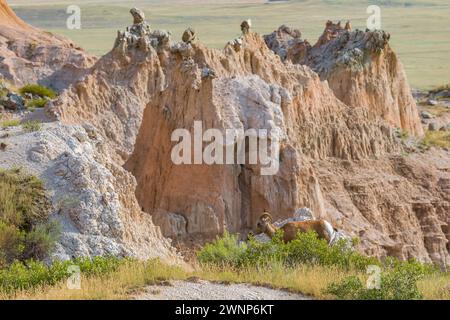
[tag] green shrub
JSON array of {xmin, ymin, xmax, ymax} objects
[
  {"xmin": 197, "ymin": 230, "xmax": 375, "ymax": 270},
  {"xmin": 0, "ymin": 260, "xmax": 69, "ymax": 294},
  {"xmin": 21, "ymin": 222, "xmax": 60, "ymax": 262},
  {"xmin": 0, "ymin": 168, "xmax": 51, "ymax": 230},
  {"xmin": 72, "ymin": 256, "xmax": 123, "ymax": 277},
  {"xmin": 325, "ymin": 260, "xmax": 435, "ymax": 300},
  {"xmin": 19, "ymin": 84, "xmax": 56, "ymax": 99},
  {"xmin": 0, "ymin": 222, "xmax": 24, "ymax": 268},
  {"xmin": 0, "ymin": 87, "xmax": 8, "ymax": 99},
  {"xmin": 0, "ymin": 169, "xmax": 55, "ymax": 266},
  {"xmin": 0, "ymin": 257, "xmax": 124, "ymax": 295},
  {"xmin": 25, "ymin": 98, "xmax": 47, "ymax": 109},
  {"xmin": 421, "ymin": 131, "xmax": 450, "ymax": 149},
  {"xmin": 197, "ymin": 232, "xmax": 249, "ymax": 266},
  {"xmin": 1, "ymin": 119, "xmax": 20, "ymax": 128},
  {"xmin": 22, "ymin": 120, "xmax": 42, "ymax": 132}
]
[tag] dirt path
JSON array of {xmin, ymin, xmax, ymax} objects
[{"xmin": 136, "ymin": 279, "xmax": 310, "ymax": 300}]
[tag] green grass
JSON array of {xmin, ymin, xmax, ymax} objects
[
  {"xmin": 198, "ymin": 231, "xmax": 376, "ymax": 270},
  {"xmin": 0, "ymin": 168, "xmax": 54, "ymax": 267},
  {"xmin": 25, "ymin": 98, "xmax": 48, "ymax": 109},
  {"xmin": 19, "ymin": 84, "xmax": 56, "ymax": 99},
  {"xmin": 21, "ymin": 120, "xmax": 42, "ymax": 132},
  {"xmin": 0, "ymin": 256, "xmax": 123, "ymax": 297},
  {"xmin": 420, "ymin": 105, "xmax": 450, "ymax": 117},
  {"xmin": 0, "ymin": 84, "xmax": 8, "ymax": 99},
  {"xmin": 421, "ymin": 130, "xmax": 450, "ymax": 148},
  {"xmin": 10, "ymin": 0, "xmax": 450, "ymax": 89},
  {"xmin": 1, "ymin": 119, "xmax": 21, "ymax": 128}
]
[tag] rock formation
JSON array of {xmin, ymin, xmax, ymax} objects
[
  {"xmin": 1, "ymin": 3, "xmax": 449, "ymax": 266},
  {"xmin": 265, "ymin": 21, "xmax": 424, "ymax": 137},
  {"xmin": 263, "ymin": 25, "xmax": 310, "ymax": 64},
  {"xmin": 0, "ymin": 0, "xmax": 96, "ymax": 91},
  {"xmin": 0, "ymin": 2, "xmax": 178, "ymax": 263},
  {"xmin": 50, "ymin": 12, "xmax": 449, "ymax": 266}
]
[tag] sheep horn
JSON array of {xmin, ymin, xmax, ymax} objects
[{"xmin": 259, "ymin": 212, "xmax": 273, "ymax": 223}]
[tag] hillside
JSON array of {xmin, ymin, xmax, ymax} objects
[{"xmin": 1, "ymin": 0, "xmax": 450, "ymax": 270}]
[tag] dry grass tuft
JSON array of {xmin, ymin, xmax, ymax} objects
[{"xmin": 421, "ymin": 131, "xmax": 450, "ymax": 149}]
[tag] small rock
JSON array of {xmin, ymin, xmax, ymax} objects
[
  {"xmin": 241, "ymin": 19, "xmax": 252, "ymax": 34},
  {"xmin": 293, "ymin": 207, "xmax": 315, "ymax": 221},
  {"xmin": 201, "ymin": 67, "xmax": 216, "ymax": 79},
  {"xmin": 427, "ymin": 99, "xmax": 438, "ymax": 106},
  {"xmin": 0, "ymin": 142, "xmax": 7, "ymax": 151},
  {"xmin": 1, "ymin": 93, "xmax": 24, "ymax": 110},
  {"xmin": 428, "ymin": 122, "xmax": 438, "ymax": 131},
  {"xmin": 182, "ymin": 28, "xmax": 197, "ymax": 44},
  {"xmin": 411, "ymin": 89, "xmax": 426, "ymax": 100},
  {"xmin": 434, "ymin": 90, "xmax": 450, "ymax": 99},
  {"xmin": 420, "ymin": 111, "xmax": 434, "ymax": 119}
]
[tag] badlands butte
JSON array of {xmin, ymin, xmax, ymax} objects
[{"xmin": 0, "ymin": 0, "xmax": 449, "ymax": 267}]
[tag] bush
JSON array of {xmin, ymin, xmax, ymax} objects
[
  {"xmin": 421, "ymin": 131, "xmax": 450, "ymax": 149},
  {"xmin": 0, "ymin": 257, "xmax": 124, "ymax": 295},
  {"xmin": 197, "ymin": 230, "xmax": 376, "ymax": 270},
  {"xmin": 1, "ymin": 119, "xmax": 20, "ymax": 128},
  {"xmin": 0, "ymin": 222, "xmax": 24, "ymax": 268},
  {"xmin": 21, "ymin": 222, "xmax": 60, "ymax": 261},
  {"xmin": 22, "ymin": 120, "xmax": 42, "ymax": 132},
  {"xmin": 197, "ymin": 232, "xmax": 248, "ymax": 266},
  {"xmin": 325, "ymin": 259, "xmax": 435, "ymax": 300},
  {"xmin": 72, "ymin": 256, "xmax": 122, "ymax": 277},
  {"xmin": 0, "ymin": 84, "xmax": 8, "ymax": 99},
  {"xmin": 19, "ymin": 84, "xmax": 56, "ymax": 99},
  {"xmin": 0, "ymin": 169, "xmax": 55, "ymax": 266},
  {"xmin": 25, "ymin": 98, "xmax": 48, "ymax": 109},
  {"xmin": 0, "ymin": 168, "xmax": 51, "ymax": 230}
]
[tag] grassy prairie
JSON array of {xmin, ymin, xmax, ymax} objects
[{"xmin": 8, "ymin": 0, "xmax": 450, "ymax": 90}]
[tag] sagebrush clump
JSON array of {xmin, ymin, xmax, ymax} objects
[
  {"xmin": 25, "ymin": 98, "xmax": 48, "ymax": 109},
  {"xmin": 22, "ymin": 120, "xmax": 42, "ymax": 132},
  {"xmin": 19, "ymin": 84, "xmax": 56, "ymax": 99},
  {"xmin": 325, "ymin": 259, "xmax": 435, "ymax": 300},
  {"xmin": 0, "ymin": 168, "xmax": 56, "ymax": 267}
]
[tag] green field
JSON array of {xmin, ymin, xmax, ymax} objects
[{"xmin": 9, "ymin": 0, "xmax": 450, "ymax": 90}]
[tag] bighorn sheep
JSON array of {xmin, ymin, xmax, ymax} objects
[{"xmin": 256, "ymin": 212, "xmax": 336, "ymax": 244}]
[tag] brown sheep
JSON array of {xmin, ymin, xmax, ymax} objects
[{"xmin": 256, "ymin": 212, "xmax": 336, "ymax": 244}]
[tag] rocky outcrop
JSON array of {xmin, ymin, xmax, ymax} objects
[
  {"xmin": 1, "ymin": 2, "xmax": 448, "ymax": 266},
  {"xmin": 313, "ymin": 151, "xmax": 450, "ymax": 266},
  {"xmin": 0, "ymin": 3, "xmax": 178, "ymax": 263},
  {"xmin": 0, "ymin": 0, "xmax": 96, "ymax": 90},
  {"xmin": 49, "ymin": 11, "xmax": 449, "ymax": 265},
  {"xmin": 0, "ymin": 123, "xmax": 177, "ymax": 261},
  {"xmin": 263, "ymin": 25, "xmax": 310, "ymax": 64},
  {"xmin": 265, "ymin": 21, "xmax": 424, "ymax": 137}
]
